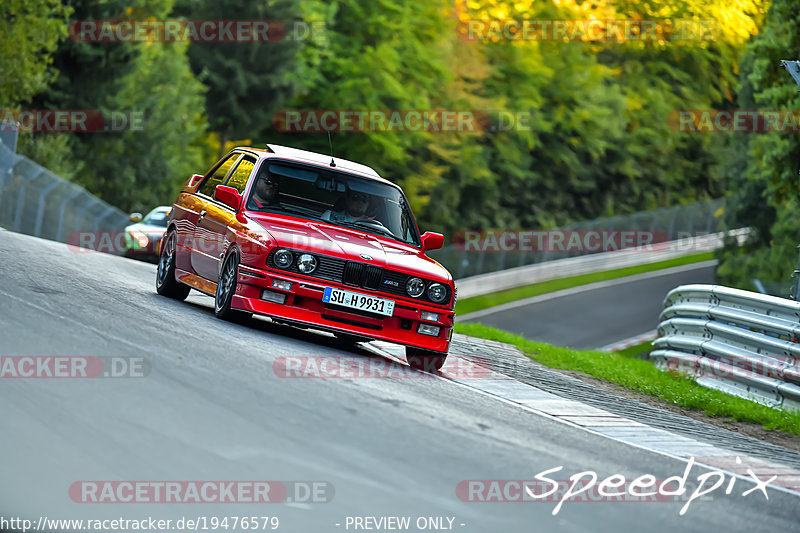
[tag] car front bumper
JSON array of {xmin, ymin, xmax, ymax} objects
[{"xmin": 231, "ymin": 266, "xmax": 454, "ymax": 353}]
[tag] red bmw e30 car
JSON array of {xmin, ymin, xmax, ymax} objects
[{"xmin": 156, "ymin": 144, "xmax": 455, "ymax": 370}]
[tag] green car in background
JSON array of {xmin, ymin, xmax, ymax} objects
[{"xmin": 123, "ymin": 206, "xmax": 171, "ymax": 263}]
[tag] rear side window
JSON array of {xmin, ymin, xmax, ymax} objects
[
  {"xmin": 199, "ymin": 154, "xmax": 239, "ymax": 197},
  {"xmin": 225, "ymin": 156, "xmax": 257, "ymax": 194}
]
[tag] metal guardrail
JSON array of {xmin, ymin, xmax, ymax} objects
[
  {"xmin": 0, "ymin": 141, "xmax": 129, "ymax": 242},
  {"xmin": 651, "ymin": 284, "xmax": 800, "ymax": 411},
  {"xmin": 0, "ymin": 122, "xmax": 19, "ymax": 154}
]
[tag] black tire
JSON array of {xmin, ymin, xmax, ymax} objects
[
  {"xmin": 156, "ymin": 230, "xmax": 191, "ymax": 301},
  {"xmin": 406, "ymin": 347, "xmax": 448, "ymax": 372},
  {"xmin": 214, "ymin": 251, "xmax": 252, "ymax": 322}
]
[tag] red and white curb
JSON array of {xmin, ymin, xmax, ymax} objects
[
  {"xmin": 365, "ymin": 340, "xmax": 800, "ymax": 496},
  {"xmin": 599, "ymin": 330, "xmax": 658, "ymax": 353}
]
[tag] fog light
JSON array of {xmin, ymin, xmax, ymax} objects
[
  {"xmin": 417, "ymin": 324, "xmax": 440, "ymax": 337},
  {"xmin": 272, "ymin": 279, "xmax": 292, "ymax": 291},
  {"xmin": 420, "ymin": 311, "xmax": 439, "ymax": 322},
  {"xmin": 261, "ymin": 290, "xmax": 287, "ymax": 304}
]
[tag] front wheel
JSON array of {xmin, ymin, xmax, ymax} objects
[
  {"xmin": 406, "ymin": 347, "xmax": 448, "ymax": 372},
  {"xmin": 215, "ymin": 251, "xmax": 252, "ymax": 322},
  {"xmin": 156, "ymin": 230, "xmax": 191, "ymax": 301}
]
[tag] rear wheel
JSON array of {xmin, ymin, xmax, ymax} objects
[
  {"xmin": 156, "ymin": 230, "xmax": 190, "ymax": 301},
  {"xmin": 215, "ymin": 251, "xmax": 252, "ymax": 322},
  {"xmin": 406, "ymin": 347, "xmax": 448, "ymax": 372}
]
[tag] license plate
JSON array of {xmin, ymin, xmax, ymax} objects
[{"xmin": 322, "ymin": 287, "xmax": 395, "ymax": 317}]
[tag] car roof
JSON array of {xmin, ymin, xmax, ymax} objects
[{"xmin": 239, "ymin": 144, "xmax": 389, "ymax": 183}]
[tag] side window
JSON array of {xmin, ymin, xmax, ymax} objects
[
  {"xmin": 198, "ymin": 154, "xmax": 239, "ymax": 197},
  {"xmin": 225, "ymin": 156, "xmax": 257, "ymax": 194}
]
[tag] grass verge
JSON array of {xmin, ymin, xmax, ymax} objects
[
  {"xmin": 455, "ymin": 322, "xmax": 800, "ymax": 436},
  {"xmin": 456, "ymin": 252, "xmax": 714, "ymax": 316}
]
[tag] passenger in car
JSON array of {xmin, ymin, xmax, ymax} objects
[{"xmin": 322, "ymin": 189, "xmax": 376, "ymax": 222}]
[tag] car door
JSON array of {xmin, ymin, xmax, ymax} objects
[
  {"xmin": 192, "ymin": 154, "xmax": 256, "ymax": 282},
  {"xmin": 190, "ymin": 153, "xmax": 242, "ymax": 279},
  {"xmin": 174, "ymin": 153, "xmax": 239, "ymax": 273}
]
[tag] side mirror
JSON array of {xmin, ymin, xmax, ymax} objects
[
  {"xmin": 214, "ymin": 185, "xmax": 241, "ymax": 212},
  {"xmin": 188, "ymin": 173, "xmax": 204, "ymax": 188},
  {"xmin": 421, "ymin": 232, "xmax": 444, "ymax": 252},
  {"xmin": 129, "ymin": 212, "xmax": 142, "ymax": 223}
]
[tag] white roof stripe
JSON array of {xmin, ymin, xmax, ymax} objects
[{"xmin": 265, "ymin": 144, "xmax": 382, "ymax": 179}]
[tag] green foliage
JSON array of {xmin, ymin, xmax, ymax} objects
[
  {"xmin": 0, "ymin": 0, "xmax": 71, "ymax": 108},
  {"xmin": 27, "ymin": 0, "xmax": 208, "ymax": 213},
  {"xmin": 11, "ymin": 0, "xmax": 776, "ymax": 244},
  {"xmin": 174, "ymin": 0, "xmax": 303, "ymax": 156},
  {"xmin": 268, "ymin": 0, "xmax": 465, "ymax": 226},
  {"xmin": 74, "ymin": 37, "xmax": 208, "ymax": 211},
  {"xmin": 716, "ymin": 0, "xmax": 800, "ymax": 292},
  {"xmin": 16, "ymin": 133, "xmax": 84, "ymax": 181}
]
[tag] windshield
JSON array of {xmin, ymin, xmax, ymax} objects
[
  {"xmin": 246, "ymin": 161, "xmax": 421, "ymax": 247},
  {"xmin": 142, "ymin": 209, "xmax": 170, "ymax": 228}
]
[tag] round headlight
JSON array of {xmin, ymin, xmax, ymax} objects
[
  {"xmin": 274, "ymin": 249, "xmax": 293, "ymax": 269},
  {"xmin": 406, "ymin": 277, "xmax": 425, "ymax": 298},
  {"xmin": 427, "ymin": 283, "xmax": 447, "ymax": 303},
  {"xmin": 297, "ymin": 253, "xmax": 317, "ymax": 274}
]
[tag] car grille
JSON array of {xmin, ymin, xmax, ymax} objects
[
  {"xmin": 362, "ymin": 265, "xmax": 382, "ymax": 290},
  {"xmin": 315, "ymin": 256, "xmax": 346, "ymax": 280},
  {"xmin": 343, "ymin": 261, "xmax": 365, "ymax": 286},
  {"xmin": 267, "ymin": 249, "xmax": 449, "ymax": 304}
]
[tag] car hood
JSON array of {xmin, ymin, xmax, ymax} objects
[{"xmin": 248, "ymin": 215, "xmax": 451, "ymax": 282}]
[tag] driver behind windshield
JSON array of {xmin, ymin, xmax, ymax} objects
[
  {"xmin": 251, "ymin": 171, "xmax": 280, "ymax": 209},
  {"xmin": 322, "ymin": 189, "xmax": 376, "ymax": 222}
]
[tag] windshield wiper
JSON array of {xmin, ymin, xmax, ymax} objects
[{"xmin": 336, "ymin": 220, "xmax": 402, "ymax": 241}]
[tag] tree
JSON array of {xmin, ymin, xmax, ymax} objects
[
  {"xmin": 716, "ymin": 0, "xmax": 800, "ymax": 293},
  {"xmin": 174, "ymin": 0, "xmax": 303, "ymax": 156},
  {"xmin": 30, "ymin": 0, "xmax": 209, "ymax": 212},
  {"xmin": 0, "ymin": 0, "xmax": 71, "ymax": 109}
]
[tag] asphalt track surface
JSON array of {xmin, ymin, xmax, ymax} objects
[
  {"xmin": 463, "ymin": 263, "xmax": 717, "ymax": 349},
  {"xmin": 1, "ymin": 230, "xmax": 796, "ymax": 532}
]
